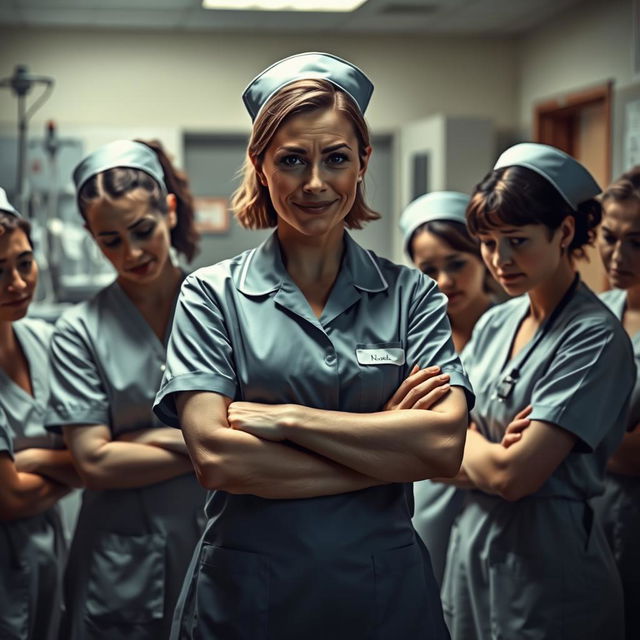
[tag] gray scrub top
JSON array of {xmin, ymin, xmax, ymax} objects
[
  {"xmin": 47, "ymin": 281, "xmax": 171, "ymax": 433},
  {"xmin": 0, "ymin": 319, "xmax": 65, "ymax": 640},
  {"xmin": 154, "ymin": 231, "xmax": 473, "ymax": 639},
  {"xmin": 600, "ymin": 288, "xmax": 640, "ymax": 427},
  {"xmin": 463, "ymin": 281, "xmax": 635, "ymax": 499},
  {"xmin": 0, "ymin": 318, "xmax": 55, "ymax": 450}
]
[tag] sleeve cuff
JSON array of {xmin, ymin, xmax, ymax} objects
[
  {"xmin": 153, "ymin": 372, "xmax": 237, "ymax": 428},
  {"xmin": 529, "ymin": 404, "xmax": 597, "ymax": 453},
  {"xmin": 442, "ymin": 368, "xmax": 476, "ymax": 412},
  {"xmin": 45, "ymin": 403, "xmax": 110, "ymax": 433}
]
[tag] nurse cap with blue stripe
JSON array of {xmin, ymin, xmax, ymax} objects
[
  {"xmin": 493, "ymin": 143, "xmax": 601, "ymax": 210},
  {"xmin": 242, "ymin": 52, "xmax": 374, "ymax": 121},
  {"xmin": 72, "ymin": 140, "xmax": 167, "ymax": 194},
  {"xmin": 399, "ymin": 191, "xmax": 470, "ymax": 257},
  {"xmin": 0, "ymin": 187, "xmax": 20, "ymax": 217}
]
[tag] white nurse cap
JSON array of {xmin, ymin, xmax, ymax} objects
[
  {"xmin": 0, "ymin": 187, "xmax": 20, "ymax": 217},
  {"xmin": 494, "ymin": 143, "xmax": 601, "ymax": 211},
  {"xmin": 242, "ymin": 52, "xmax": 374, "ymax": 122},
  {"xmin": 399, "ymin": 191, "xmax": 470, "ymax": 258},
  {"xmin": 73, "ymin": 140, "xmax": 167, "ymax": 194}
]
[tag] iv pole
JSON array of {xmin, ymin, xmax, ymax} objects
[{"xmin": 0, "ymin": 64, "xmax": 54, "ymax": 213}]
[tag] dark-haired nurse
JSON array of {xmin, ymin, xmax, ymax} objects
[
  {"xmin": 46, "ymin": 140, "xmax": 206, "ymax": 640},
  {"xmin": 441, "ymin": 143, "xmax": 634, "ymax": 639},
  {"xmin": 593, "ymin": 166, "xmax": 640, "ymax": 639},
  {"xmin": 399, "ymin": 191, "xmax": 495, "ymax": 586}
]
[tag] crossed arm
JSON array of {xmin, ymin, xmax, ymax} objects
[
  {"xmin": 176, "ymin": 367, "xmax": 468, "ymax": 500},
  {"xmin": 0, "ymin": 452, "xmax": 71, "ymax": 521}
]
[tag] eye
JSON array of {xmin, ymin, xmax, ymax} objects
[
  {"xmin": 601, "ymin": 233, "xmax": 616, "ymax": 245},
  {"xmin": 18, "ymin": 258, "xmax": 33, "ymax": 272},
  {"xmin": 420, "ymin": 265, "xmax": 437, "ymax": 278},
  {"xmin": 326, "ymin": 152, "xmax": 349, "ymax": 166},
  {"xmin": 447, "ymin": 259, "xmax": 467, "ymax": 273},
  {"xmin": 508, "ymin": 237, "xmax": 526, "ymax": 247},
  {"xmin": 102, "ymin": 237, "xmax": 121, "ymax": 249},
  {"xmin": 480, "ymin": 238, "xmax": 496, "ymax": 251},
  {"xmin": 134, "ymin": 223, "xmax": 155, "ymax": 240},
  {"xmin": 278, "ymin": 154, "xmax": 304, "ymax": 168}
]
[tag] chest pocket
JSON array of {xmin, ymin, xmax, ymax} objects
[{"xmin": 356, "ymin": 342, "xmax": 404, "ymax": 412}]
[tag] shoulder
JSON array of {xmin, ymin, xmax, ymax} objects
[{"xmin": 598, "ymin": 287, "xmax": 624, "ymax": 313}]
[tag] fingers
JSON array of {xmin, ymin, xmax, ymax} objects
[
  {"xmin": 513, "ymin": 405, "xmax": 533, "ymax": 421},
  {"xmin": 501, "ymin": 432, "xmax": 522, "ymax": 448},
  {"xmin": 397, "ymin": 372, "xmax": 450, "ymax": 410},
  {"xmin": 504, "ymin": 417, "xmax": 531, "ymax": 435},
  {"xmin": 408, "ymin": 380, "xmax": 451, "ymax": 410},
  {"xmin": 384, "ymin": 365, "xmax": 441, "ymax": 410}
]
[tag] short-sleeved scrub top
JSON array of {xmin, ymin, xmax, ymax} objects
[
  {"xmin": 46, "ymin": 281, "xmax": 207, "ymax": 640},
  {"xmin": 154, "ymin": 231, "xmax": 474, "ymax": 640},
  {"xmin": 0, "ymin": 318, "xmax": 66, "ymax": 640},
  {"xmin": 592, "ymin": 288, "xmax": 640, "ymax": 639},
  {"xmin": 441, "ymin": 281, "xmax": 635, "ymax": 640}
]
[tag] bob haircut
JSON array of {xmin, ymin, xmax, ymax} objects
[
  {"xmin": 466, "ymin": 165, "xmax": 602, "ymax": 260},
  {"xmin": 602, "ymin": 165, "xmax": 640, "ymax": 205},
  {"xmin": 231, "ymin": 78, "xmax": 380, "ymax": 230},
  {"xmin": 0, "ymin": 211, "xmax": 32, "ymax": 245}
]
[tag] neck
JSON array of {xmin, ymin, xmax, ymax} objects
[
  {"xmin": 117, "ymin": 260, "xmax": 182, "ymax": 306},
  {"xmin": 277, "ymin": 225, "xmax": 345, "ymax": 287},
  {"xmin": 625, "ymin": 283, "xmax": 640, "ymax": 311},
  {"xmin": 0, "ymin": 320, "xmax": 16, "ymax": 357},
  {"xmin": 527, "ymin": 260, "xmax": 576, "ymax": 322},
  {"xmin": 449, "ymin": 293, "xmax": 492, "ymax": 342}
]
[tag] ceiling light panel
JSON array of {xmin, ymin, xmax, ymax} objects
[{"xmin": 202, "ymin": 0, "xmax": 367, "ymax": 11}]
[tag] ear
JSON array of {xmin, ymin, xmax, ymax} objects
[
  {"xmin": 558, "ymin": 214, "xmax": 575, "ymax": 251},
  {"xmin": 358, "ymin": 145, "xmax": 373, "ymax": 183},
  {"xmin": 250, "ymin": 155, "xmax": 268, "ymax": 187},
  {"xmin": 166, "ymin": 193, "xmax": 178, "ymax": 230}
]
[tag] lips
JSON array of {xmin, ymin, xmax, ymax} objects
[
  {"xmin": 127, "ymin": 260, "xmax": 153, "ymax": 275},
  {"xmin": 1, "ymin": 295, "xmax": 30, "ymax": 307},
  {"xmin": 293, "ymin": 200, "xmax": 337, "ymax": 213},
  {"xmin": 498, "ymin": 273, "xmax": 525, "ymax": 285}
]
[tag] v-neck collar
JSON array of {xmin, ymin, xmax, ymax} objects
[
  {"xmin": 0, "ymin": 322, "xmax": 42, "ymax": 405},
  {"xmin": 235, "ymin": 231, "xmax": 388, "ymax": 330},
  {"xmin": 110, "ymin": 276, "xmax": 183, "ymax": 354}
]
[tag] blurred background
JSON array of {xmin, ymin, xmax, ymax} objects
[{"xmin": 0, "ymin": 0, "xmax": 634, "ymax": 317}]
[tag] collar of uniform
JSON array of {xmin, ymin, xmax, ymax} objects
[{"xmin": 236, "ymin": 231, "xmax": 388, "ymax": 297}]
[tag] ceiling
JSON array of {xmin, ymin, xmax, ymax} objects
[{"xmin": 0, "ymin": 0, "xmax": 587, "ymax": 35}]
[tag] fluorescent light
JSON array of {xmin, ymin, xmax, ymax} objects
[{"xmin": 202, "ymin": 0, "xmax": 367, "ymax": 12}]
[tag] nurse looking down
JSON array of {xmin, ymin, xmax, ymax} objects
[
  {"xmin": 441, "ymin": 144, "xmax": 635, "ymax": 639},
  {"xmin": 153, "ymin": 52, "xmax": 473, "ymax": 640},
  {"xmin": 0, "ymin": 189, "xmax": 79, "ymax": 640},
  {"xmin": 593, "ymin": 166, "xmax": 640, "ymax": 640},
  {"xmin": 46, "ymin": 140, "xmax": 207, "ymax": 640},
  {"xmin": 399, "ymin": 191, "xmax": 495, "ymax": 587}
]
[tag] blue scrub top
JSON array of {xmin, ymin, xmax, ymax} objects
[{"xmin": 464, "ymin": 281, "xmax": 635, "ymax": 499}]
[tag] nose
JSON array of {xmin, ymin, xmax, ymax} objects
[
  {"xmin": 494, "ymin": 240, "xmax": 513, "ymax": 269},
  {"xmin": 7, "ymin": 268, "xmax": 28, "ymax": 292},
  {"xmin": 123, "ymin": 237, "xmax": 143, "ymax": 262},
  {"xmin": 437, "ymin": 270, "xmax": 454, "ymax": 291},
  {"xmin": 302, "ymin": 162, "xmax": 327, "ymax": 193},
  {"xmin": 611, "ymin": 240, "xmax": 625, "ymax": 266}
]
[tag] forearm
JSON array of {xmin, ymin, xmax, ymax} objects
[
  {"xmin": 193, "ymin": 428, "xmax": 384, "ymax": 499},
  {"xmin": 0, "ymin": 473, "xmax": 70, "ymax": 521},
  {"xmin": 14, "ymin": 449, "xmax": 83, "ymax": 488},
  {"xmin": 281, "ymin": 405, "xmax": 465, "ymax": 482},
  {"xmin": 117, "ymin": 428, "xmax": 189, "ymax": 455},
  {"xmin": 75, "ymin": 441, "xmax": 194, "ymax": 490},
  {"xmin": 607, "ymin": 428, "xmax": 640, "ymax": 476},
  {"xmin": 460, "ymin": 429, "xmax": 507, "ymax": 496}
]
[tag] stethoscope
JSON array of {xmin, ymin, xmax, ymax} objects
[{"xmin": 494, "ymin": 274, "xmax": 580, "ymax": 402}]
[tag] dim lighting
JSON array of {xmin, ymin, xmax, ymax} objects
[{"xmin": 202, "ymin": 0, "xmax": 367, "ymax": 12}]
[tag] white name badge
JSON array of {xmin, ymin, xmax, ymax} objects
[{"xmin": 356, "ymin": 348, "xmax": 405, "ymax": 366}]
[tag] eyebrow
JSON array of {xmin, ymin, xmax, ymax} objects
[
  {"xmin": 0, "ymin": 250, "xmax": 33, "ymax": 264},
  {"xmin": 601, "ymin": 225, "xmax": 640, "ymax": 237},
  {"xmin": 97, "ymin": 217, "xmax": 152, "ymax": 237},
  {"xmin": 278, "ymin": 143, "xmax": 352, "ymax": 154}
]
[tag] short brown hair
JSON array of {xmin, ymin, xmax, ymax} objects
[
  {"xmin": 0, "ymin": 212, "xmax": 32, "ymax": 245},
  {"xmin": 231, "ymin": 78, "xmax": 379, "ymax": 230},
  {"xmin": 466, "ymin": 165, "xmax": 601, "ymax": 260},
  {"xmin": 602, "ymin": 166, "xmax": 640, "ymax": 206}
]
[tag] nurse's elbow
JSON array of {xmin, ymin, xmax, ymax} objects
[
  {"xmin": 432, "ymin": 416, "xmax": 467, "ymax": 477},
  {"xmin": 493, "ymin": 471, "xmax": 537, "ymax": 502},
  {"xmin": 192, "ymin": 452, "xmax": 229, "ymax": 491}
]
